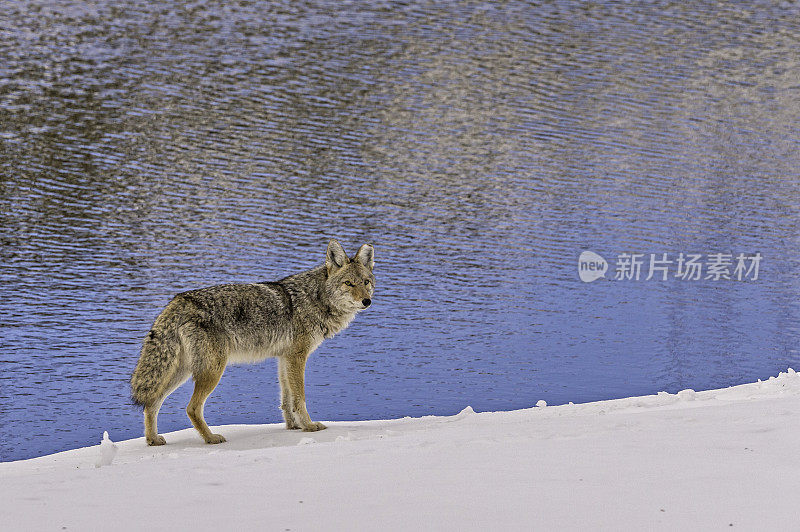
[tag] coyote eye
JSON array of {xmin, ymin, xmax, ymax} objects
[
  {"xmin": 364, "ymin": 279, "xmax": 371, "ymax": 286},
  {"xmin": 344, "ymin": 281, "xmax": 354, "ymax": 287}
]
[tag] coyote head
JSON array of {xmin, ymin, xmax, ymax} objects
[{"xmin": 325, "ymin": 239, "xmax": 375, "ymax": 312}]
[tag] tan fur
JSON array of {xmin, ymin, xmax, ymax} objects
[{"xmin": 130, "ymin": 240, "xmax": 375, "ymax": 445}]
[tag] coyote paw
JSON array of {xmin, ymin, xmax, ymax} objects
[
  {"xmin": 205, "ymin": 434, "xmax": 227, "ymax": 444},
  {"xmin": 147, "ymin": 435, "xmax": 166, "ymax": 446},
  {"xmin": 285, "ymin": 420, "xmax": 301, "ymax": 430},
  {"xmin": 302, "ymin": 422, "xmax": 327, "ymax": 432}
]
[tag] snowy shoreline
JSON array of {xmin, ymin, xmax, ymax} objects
[{"xmin": 2, "ymin": 370, "xmax": 799, "ymax": 530}]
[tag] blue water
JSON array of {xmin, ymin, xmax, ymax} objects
[{"xmin": 1, "ymin": 1, "xmax": 799, "ymax": 462}]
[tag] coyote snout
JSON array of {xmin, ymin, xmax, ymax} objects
[{"xmin": 130, "ymin": 239, "xmax": 375, "ymax": 446}]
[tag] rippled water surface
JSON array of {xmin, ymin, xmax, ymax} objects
[{"xmin": 2, "ymin": 1, "xmax": 799, "ymax": 461}]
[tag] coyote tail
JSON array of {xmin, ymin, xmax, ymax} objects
[{"xmin": 130, "ymin": 321, "xmax": 181, "ymax": 409}]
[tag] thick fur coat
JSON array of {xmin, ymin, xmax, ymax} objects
[{"xmin": 130, "ymin": 240, "xmax": 375, "ymax": 445}]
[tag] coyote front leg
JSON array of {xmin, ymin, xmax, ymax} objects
[
  {"xmin": 278, "ymin": 356, "xmax": 300, "ymax": 430},
  {"xmin": 281, "ymin": 349, "xmax": 326, "ymax": 432}
]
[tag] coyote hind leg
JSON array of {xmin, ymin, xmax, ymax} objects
[
  {"xmin": 144, "ymin": 399, "xmax": 166, "ymax": 446},
  {"xmin": 144, "ymin": 370, "xmax": 190, "ymax": 446},
  {"xmin": 187, "ymin": 366, "xmax": 227, "ymax": 444}
]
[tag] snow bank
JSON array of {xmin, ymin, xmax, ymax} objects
[{"xmin": 2, "ymin": 370, "xmax": 800, "ymax": 530}]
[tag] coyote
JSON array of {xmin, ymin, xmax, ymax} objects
[{"xmin": 130, "ymin": 240, "xmax": 375, "ymax": 445}]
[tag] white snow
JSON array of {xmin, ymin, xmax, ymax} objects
[
  {"xmin": 94, "ymin": 430, "xmax": 118, "ymax": 468},
  {"xmin": 3, "ymin": 369, "xmax": 800, "ymax": 530}
]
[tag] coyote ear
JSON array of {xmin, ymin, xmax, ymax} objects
[
  {"xmin": 355, "ymin": 244, "xmax": 374, "ymax": 271},
  {"xmin": 326, "ymin": 239, "xmax": 348, "ymax": 271}
]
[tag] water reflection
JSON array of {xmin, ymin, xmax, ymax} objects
[{"xmin": 1, "ymin": 1, "xmax": 798, "ymax": 461}]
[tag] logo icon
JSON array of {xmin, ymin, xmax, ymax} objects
[{"xmin": 578, "ymin": 251, "xmax": 608, "ymax": 283}]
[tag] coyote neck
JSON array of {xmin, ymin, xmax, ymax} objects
[{"xmin": 282, "ymin": 266, "xmax": 356, "ymax": 339}]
